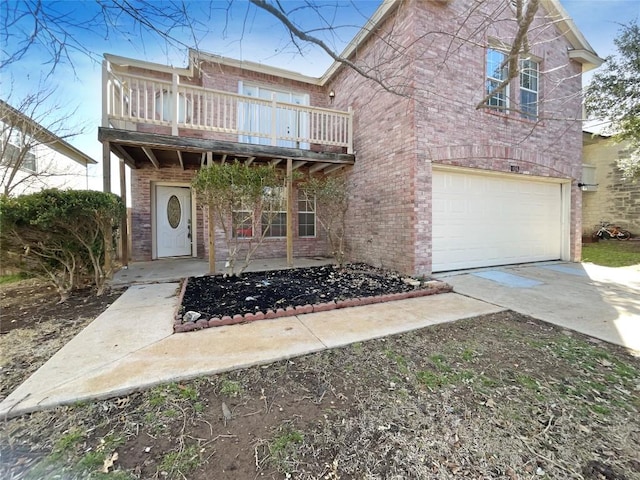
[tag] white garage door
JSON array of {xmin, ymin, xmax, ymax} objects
[{"xmin": 432, "ymin": 169, "xmax": 563, "ymax": 272}]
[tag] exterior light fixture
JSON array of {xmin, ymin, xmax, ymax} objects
[{"xmin": 328, "ymin": 90, "xmax": 335, "ymax": 102}]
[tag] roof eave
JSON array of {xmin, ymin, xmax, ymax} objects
[
  {"xmin": 190, "ymin": 50, "xmax": 322, "ymax": 86},
  {"xmin": 104, "ymin": 53, "xmax": 195, "ymax": 76},
  {"xmin": 569, "ymin": 49, "xmax": 603, "ymax": 72},
  {"xmin": 0, "ymin": 100, "xmax": 97, "ymax": 166}
]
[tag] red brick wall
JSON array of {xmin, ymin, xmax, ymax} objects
[
  {"xmin": 326, "ymin": 0, "xmax": 584, "ymax": 275},
  {"xmin": 130, "ymin": 164, "xmax": 329, "ymax": 261}
]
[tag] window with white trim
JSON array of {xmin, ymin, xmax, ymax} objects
[
  {"xmin": 486, "ymin": 48, "xmax": 509, "ymax": 111},
  {"xmin": 262, "ymin": 186, "xmax": 287, "ymax": 237},
  {"xmin": 297, "ymin": 190, "xmax": 315, "ymax": 237},
  {"xmin": 232, "ymin": 201, "xmax": 254, "ymax": 238},
  {"xmin": 519, "ymin": 58, "xmax": 539, "ymax": 120}
]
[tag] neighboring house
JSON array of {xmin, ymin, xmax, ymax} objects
[
  {"xmin": 0, "ymin": 100, "xmax": 96, "ymax": 196},
  {"xmin": 582, "ymin": 123, "xmax": 639, "ymax": 236},
  {"xmin": 99, "ymin": 0, "xmax": 600, "ymax": 275}
]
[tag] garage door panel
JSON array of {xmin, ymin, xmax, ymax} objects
[{"xmin": 432, "ymin": 171, "xmax": 562, "ymax": 272}]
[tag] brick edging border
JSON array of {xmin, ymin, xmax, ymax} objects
[{"xmin": 173, "ymin": 281, "xmax": 454, "ymax": 333}]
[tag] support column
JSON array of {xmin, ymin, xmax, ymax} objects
[
  {"xmin": 208, "ymin": 207, "xmax": 216, "ymax": 274},
  {"xmin": 286, "ymin": 158, "xmax": 294, "ymax": 267},
  {"xmin": 102, "ymin": 141, "xmax": 111, "ymax": 193},
  {"xmin": 119, "ymin": 159, "xmax": 129, "ymax": 267}
]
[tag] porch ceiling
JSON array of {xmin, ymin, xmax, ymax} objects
[{"xmin": 98, "ymin": 128, "xmax": 355, "ymax": 173}]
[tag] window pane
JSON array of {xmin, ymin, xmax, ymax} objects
[
  {"xmin": 232, "ymin": 211, "xmax": 253, "ymax": 238},
  {"xmin": 298, "ymin": 212, "xmax": 315, "ymax": 237},
  {"xmin": 262, "ymin": 212, "xmax": 286, "ymax": 237},
  {"xmin": 486, "ymin": 49, "xmax": 509, "ymax": 111},
  {"xmin": 519, "ymin": 58, "xmax": 539, "ymax": 120}
]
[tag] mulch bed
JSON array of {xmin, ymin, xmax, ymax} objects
[{"xmin": 175, "ymin": 263, "xmax": 452, "ymax": 332}]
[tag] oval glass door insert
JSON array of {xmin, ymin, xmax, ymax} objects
[{"xmin": 167, "ymin": 195, "xmax": 181, "ymax": 229}]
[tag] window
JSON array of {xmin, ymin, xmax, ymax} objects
[
  {"xmin": 262, "ymin": 186, "xmax": 287, "ymax": 237},
  {"xmin": 298, "ymin": 190, "xmax": 315, "ymax": 237},
  {"xmin": 231, "ymin": 196, "xmax": 254, "ymax": 238},
  {"xmin": 1, "ymin": 133, "xmax": 37, "ymax": 172},
  {"xmin": 486, "ymin": 49, "xmax": 509, "ymax": 111},
  {"xmin": 485, "ymin": 45, "xmax": 541, "ymax": 120},
  {"xmin": 519, "ymin": 58, "xmax": 539, "ymax": 120}
]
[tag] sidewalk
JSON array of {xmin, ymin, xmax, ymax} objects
[{"xmin": 0, "ymin": 285, "xmax": 503, "ymax": 419}]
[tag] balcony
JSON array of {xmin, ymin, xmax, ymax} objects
[{"xmin": 102, "ymin": 67, "xmax": 353, "ymax": 163}]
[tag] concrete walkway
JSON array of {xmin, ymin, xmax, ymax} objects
[
  {"xmin": 0, "ymin": 286, "xmax": 502, "ymax": 419},
  {"xmin": 3, "ymin": 259, "xmax": 638, "ymax": 419}
]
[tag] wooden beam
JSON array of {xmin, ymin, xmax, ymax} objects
[
  {"xmin": 323, "ymin": 164, "xmax": 345, "ymax": 175},
  {"xmin": 309, "ymin": 162, "xmax": 328, "ymax": 174},
  {"xmin": 292, "ymin": 161, "xmax": 307, "ymax": 170},
  {"xmin": 142, "ymin": 147, "xmax": 160, "ymax": 169},
  {"xmin": 207, "ymin": 151, "xmax": 213, "ymax": 166},
  {"xmin": 200, "ymin": 152, "xmax": 206, "ymax": 167},
  {"xmin": 177, "ymin": 150, "xmax": 184, "ymax": 170},
  {"xmin": 98, "ymin": 127, "xmax": 355, "ymax": 164},
  {"xmin": 246, "ymin": 156, "xmax": 255, "ymax": 166},
  {"xmin": 221, "ymin": 154, "xmax": 227, "ymax": 164},
  {"xmin": 271, "ymin": 159, "xmax": 282, "ymax": 166},
  {"xmin": 110, "ymin": 143, "xmax": 137, "ymax": 170},
  {"xmin": 286, "ymin": 158, "xmax": 293, "ymax": 267}
]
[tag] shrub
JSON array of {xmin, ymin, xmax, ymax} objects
[{"xmin": 0, "ymin": 189, "xmax": 125, "ymax": 299}]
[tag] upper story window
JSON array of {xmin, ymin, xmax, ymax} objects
[
  {"xmin": 519, "ymin": 58, "xmax": 539, "ymax": 120},
  {"xmin": 485, "ymin": 46, "xmax": 541, "ymax": 121},
  {"xmin": 486, "ymin": 49, "xmax": 509, "ymax": 112}
]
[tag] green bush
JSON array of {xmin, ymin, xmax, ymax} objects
[{"xmin": 0, "ymin": 189, "xmax": 125, "ymax": 299}]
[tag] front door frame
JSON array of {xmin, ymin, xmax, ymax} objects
[{"xmin": 151, "ymin": 181, "xmax": 197, "ymax": 259}]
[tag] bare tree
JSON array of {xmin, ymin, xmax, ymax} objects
[
  {"xmin": 0, "ymin": 89, "xmax": 86, "ymax": 197},
  {"xmin": 2, "ymin": 0, "xmax": 589, "ymax": 151}
]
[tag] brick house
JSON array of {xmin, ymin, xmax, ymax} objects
[{"xmin": 99, "ymin": 0, "xmax": 601, "ymax": 275}]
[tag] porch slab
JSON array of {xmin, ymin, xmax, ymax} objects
[{"xmin": 111, "ymin": 256, "xmax": 335, "ymax": 286}]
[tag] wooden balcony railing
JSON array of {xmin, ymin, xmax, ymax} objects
[{"xmin": 103, "ymin": 68, "xmax": 353, "ymax": 154}]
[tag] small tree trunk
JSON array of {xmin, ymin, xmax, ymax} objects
[{"xmin": 103, "ymin": 225, "xmax": 113, "ymax": 281}]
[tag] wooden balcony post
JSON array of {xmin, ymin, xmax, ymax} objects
[
  {"xmin": 172, "ymin": 73, "xmax": 179, "ymax": 136},
  {"xmin": 286, "ymin": 158, "xmax": 294, "ymax": 267},
  {"xmin": 101, "ymin": 59, "xmax": 110, "ymax": 128}
]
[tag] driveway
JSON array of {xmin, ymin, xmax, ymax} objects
[{"xmin": 436, "ymin": 262, "xmax": 640, "ymax": 353}]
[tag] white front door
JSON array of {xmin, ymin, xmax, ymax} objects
[{"xmin": 156, "ymin": 186, "xmax": 192, "ymax": 258}]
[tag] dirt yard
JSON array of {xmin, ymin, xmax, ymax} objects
[{"xmin": 1, "ymin": 274, "xmax": 639, "ymax": 480}]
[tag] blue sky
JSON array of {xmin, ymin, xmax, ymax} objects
[{"xmin": 2, "ymin": 0, "xmax": 638, "ymax": 190}]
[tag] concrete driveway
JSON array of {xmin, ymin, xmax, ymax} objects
[{"xmin": 436, "ymin": 262, "xmax": 640, "ymax": 353}]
